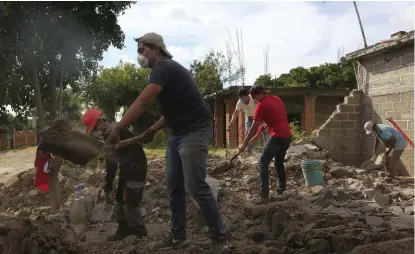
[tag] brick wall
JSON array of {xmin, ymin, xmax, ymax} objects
[
  {"xmin": 214, "ymin": 98, "xmax": 225, "ymax": 147},
  {"xmin": 312, "ymin": 90, "xmax": 363, "ymax": 166},
  {"xmin": 225, "ymin": 99, "xmax": 238, "ymax": 148},
  {"xmin": 315, "ymin": 96, "xmax": 345, "ymax": 128},
  {"xmin": 13, "ymin": 129, "xmax": 36, "ymax": 148},
  {"xmin": 304, "ymin": 95, "xmax": 316, "ymax": 134},
  {"xmin": 358, "ymin": 42, "xmax": 414, "ymax": 176},
  {"xmin": 237, "ymin": 110, "xmax": 245, "ymax": 145},
  {"xmin": 0, "ymin": 134, "xmax": 8, "ymax": 148}
]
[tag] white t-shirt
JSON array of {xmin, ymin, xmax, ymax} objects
[{"xmin": 236, "ymin": 95, "xmax": 256, "ymax": 117}]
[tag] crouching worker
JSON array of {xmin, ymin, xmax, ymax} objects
[
  {"xmin": 82, "ymin": 109, "xmax": 148, "ymax": 241},
  {"xmin": 34, "ymin": 144, "xmax": 62, "ymax": 213}
]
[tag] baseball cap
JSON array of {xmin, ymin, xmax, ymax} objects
[
  {"xmin": 137, "ymin": 32, "xmax": 173, "ymax": 58},
  {"xmin": 364, "ymin": 121, "xmax": 374, "ymax": 134},
  {"xmin": 249, "ymin": 84, "xmax": 266, "ymax": 94}
]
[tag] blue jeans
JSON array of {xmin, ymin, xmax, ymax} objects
[
  {"xmin": 259, "ymin": 136, "xmax": 291, "ymax": 196},
  {"xmin": 245, "ymin": 116, "xmax": 254, "ymax": 153},
  {"xmin": 165, "ymin": 125, "xmax": 226, "ymax": 240},
  {"xmin": 246, "ymin": 116, "xmax": 270, "ymax": 150}
]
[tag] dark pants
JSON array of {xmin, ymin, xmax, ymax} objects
[
  {"xmin": 259, "ymin": 136, "xmax": 291, "ymax": 196},
  {"xmin": 166, "ymin": 125, "xmax": 226, "ymax": 240},
  {"xmin": 106, "ymin": 151, "xmax": 147, "ymax": 229}
]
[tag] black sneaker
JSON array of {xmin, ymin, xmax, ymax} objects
[
  {"xmin": 150, "ymin": 233, "xmax": 188, "ymax": 251},
  {"xmin": 107, "ymin": 222, "xmax": 128, "ymax": 241},
  {"xmin": 212, "ymin": 234, "xmax": 233, "ymax": 254}
]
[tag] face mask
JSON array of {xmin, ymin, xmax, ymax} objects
[{"xmin": 137, "ymin": 54, "xmax": 149, "ymax": 68}]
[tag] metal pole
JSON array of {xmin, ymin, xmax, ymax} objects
[{"xmin": 353, "ymin": 1, "xmax": 368, "ymax": 48}]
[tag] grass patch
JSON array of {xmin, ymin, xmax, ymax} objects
[{"xmin": 290, "ymin": 121, "xmax": 306, "ymax": 143}]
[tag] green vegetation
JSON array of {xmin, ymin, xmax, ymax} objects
[{"xmin": 255, "ymin": 58, "xmax": 356, "ymax": 89}]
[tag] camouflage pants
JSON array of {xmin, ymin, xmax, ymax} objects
[{"xmin": 115, "ymin": 180, "xmax": 145, "ymax": 228}]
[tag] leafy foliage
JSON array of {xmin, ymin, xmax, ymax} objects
[
  {"xmin": 0, "ymin": 2, "xmax": 133, "ymax": 130},
  {"xmin": 82, "ymin": 61, "xmax": 159, "ymax": 132},
  {"xmin": 190, "ymin": 50, "xmax": 244, "ymax": 95},
  {"xmin": 254, "ymin": 58, "xmax": 356, "ymax": 88}
]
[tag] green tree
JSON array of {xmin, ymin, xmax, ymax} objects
[
  {"xmin": 0, "ymin": 2, "xmax": 134, "ymax": 132},
  {"xmin": 190, "ymin": 50, "xmax": 244, "ymax": 95},
  {"xmin": 82, "ymin": 61, "xmax": 158, "ymax": 132},
  {"xmin": 255, "ymin": 74, "xmax": 274, "ymax": 87}
]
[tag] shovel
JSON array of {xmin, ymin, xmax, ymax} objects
[
  {"xmin": 210, "ymin": 152, "xmax": 240, "ymax": 176},
  {"xmin": 91, "ymin": 188, "xmax": 115, "ymax": 223}
]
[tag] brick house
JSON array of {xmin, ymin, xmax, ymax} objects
[
  {"xmin": 205, "ymin": 86, "xmax": 352, "ymax": 148},
  {"xmin": 313, "ymin": 30, "xmax": 414, "ymax": 176}
]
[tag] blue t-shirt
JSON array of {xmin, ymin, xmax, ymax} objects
[{"xmin": 375, "ymin": 124, "xmax": 407, "ymax": 150}]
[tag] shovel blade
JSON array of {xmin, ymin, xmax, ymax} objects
[{"xmin": 210, "ymin": 163, "xmax": 232, "ymax": 176}]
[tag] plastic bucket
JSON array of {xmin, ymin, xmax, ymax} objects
[{"xmin": 301, "ymin": 160, "xmax": 324, "ymax": 186}]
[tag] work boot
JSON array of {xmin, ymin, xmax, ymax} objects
[
  {"xmin": 129, "ymin": 226, "xmax": 148, "ymax": 238},
  {"xmin": 276, "ymin": 188, "xmax": 286, "ymax": 195},
  {"xmin": 150, "ymin": 233, "xmax": 188, "ymax": 251},
  {"xmin": 107, "ymin": 221, "xmax": 128, "ymax": 241},
  {"xmin": 212, "ymin": 232, "xmax": 233, "ymax": 254}
]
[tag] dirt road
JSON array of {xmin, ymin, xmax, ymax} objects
[{"xmin": 0, "ymin": 147, "xmax": 36, "ymax": 184}]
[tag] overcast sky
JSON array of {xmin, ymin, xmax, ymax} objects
[{"xmin": 100, "ymin": 1, "xmax": 414, "ymax": 87}]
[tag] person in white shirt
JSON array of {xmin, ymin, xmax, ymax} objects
[{"xmin": 228, "ymin": 88, "xmax": 268, "ymax": 153}]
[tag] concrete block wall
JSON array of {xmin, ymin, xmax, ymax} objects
[
  {"xmin": 315, "ymin": 96, "xmax": 345, "ymax": 129},
  {"xmin": 312, "ymin": 90, "xmax": 363, "ymax": 166},
  {"xmin": 304, "ymin": 95, "xmax": 316, "ymax": 134},
  {"xmin": 359, "ymin": 42, "xmax": 414, "ymax": 175}
]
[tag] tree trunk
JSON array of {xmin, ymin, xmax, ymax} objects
[
  {"xmin": 27, "ymin": 50, "xmax": 45, "ymax": 132},
  {"xmin": 49, "ymin": 59, "xmax": 58, "ymax": 119}
]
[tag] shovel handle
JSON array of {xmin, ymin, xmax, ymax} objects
[{"xmin": 115, "ymin": 136, "xmax": 145, "ymax": 150}]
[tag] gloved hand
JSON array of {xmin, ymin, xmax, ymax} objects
[
  {"xmin": 106, "ymin": 129, "xmax": 120, "ymax": 146},
  {"xmin": 139, "ymin": 129, "xmax": 156, "ymax": 144}
]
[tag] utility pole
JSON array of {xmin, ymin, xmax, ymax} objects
[{"xmin": 353, "ymin": 1, "xmax": 368, "ymax": 48}]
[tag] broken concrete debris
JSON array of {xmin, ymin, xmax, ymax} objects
[{"xmin": 0, "ymin": 140, "xmax": 413, "ymax": 253}]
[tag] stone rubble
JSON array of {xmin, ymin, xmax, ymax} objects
[{"xmin": 0, "ymin": 141, "xmax": 413, "ymax": 253}]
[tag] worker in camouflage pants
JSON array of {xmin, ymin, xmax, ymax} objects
[{"xmin": 82, "ymin": 109, "xmax": 148, "ymax": 241}]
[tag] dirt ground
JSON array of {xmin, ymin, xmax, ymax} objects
[
  {"xmin": 0, "ymin": 143, "xmax": 413, "ymax": 254},
  {"xmin": 0, "ymin": 147, "xmax": 36, "ymax": 185}
]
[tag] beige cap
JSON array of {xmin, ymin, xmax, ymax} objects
[
  {"xmin": 364, "ymin": 121, "xmax": 374, "ymax": 134},
  {"xmin": 138, "ymin": 32, "xmax": 173, "ymax": 58}
]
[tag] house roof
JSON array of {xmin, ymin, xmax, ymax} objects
[
  {"xmin": 345, "ymin": 30, "xmax": 414, "ymax": 60},
  {"xmin": 204, "ymin": 86, "xmax": 352, "ymax": 101}
]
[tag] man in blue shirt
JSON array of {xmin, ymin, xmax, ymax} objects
[{"xmin": 364, "ymin": 121, "xmax": 408, "ymax": 177}]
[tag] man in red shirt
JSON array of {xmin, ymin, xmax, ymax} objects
[{"xmin": 239, "ymin": 84, "xmax": 292, "ymax": 202}]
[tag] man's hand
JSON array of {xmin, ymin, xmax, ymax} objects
[
  {"xmin": 106, "ymin": 128, "xmax": 120, "ymax": 146},
  {"xmin": 139, "ymin": 129, "xmax": 157, "ymax": 144}
]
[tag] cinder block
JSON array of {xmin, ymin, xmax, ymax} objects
[
  {"xmin": 410, "ymin": 100, "xmax": 414, "ymax": 110},
  {"xmin": 401, "ymin": 111, "xmax": 414, "ymax": 120},
  {"xmin": 325, "ymin": 120, "xmax": 341, "ymax": 129},
  {"xmin": 402, "ymin": 149, "xmax": 414, "ymax": 158},
  {"xmin": 379, "ymin": 102, "xmax": 393, "ymax": 110},
  {"xmin": 332, "ymin": 113, "xmax": 347, "ymax": 121},
  {"xmin": 401, "ymin": 92, "xmax": 414, "ymax": 102},
  {"xmin": 373, "ymin": 62, "xmax": 387, "ymax": 72},
  {"xmin": 347, "ymin": 113, "xmax": 360, "ymax": 121},
  {"xmin": 337, "ymin": 104, "xmax": 356, "ymax": 113},
  {"xmin": 386, "ymin": 111, "xmax": 401, "ymax": 120},
  {"xmin": 349, "ymin": 90, "xmax": 363, "ymax": 99},
  {"xmin": 386, "ymin": 94, "xmax": 401, "ymax": 103},
  {"xmin": 341, "ymin": 121, "xmax": 355, "ymax": 129},
  {"xmin": 401, "ymin": 73, "xmax": 414, "ymax": 86},
  {"xmin": 391, "ymin": 46, "xmax": 410, "ymax": 59},
  {"xmin": 393, "ymin": 101, "xmax": 410, "ymax": 110},
  {"xmin": 319, "ymin": 129, "xmax": 334, "ymax": 137},
  {"xmin": 394, "ymin": 120, "xmax": 408, "ymax": 130},
  {"xmin": 386, "ymin": 58, "xmax": 402, "ymax": 69},
  {"xmin": 361, "ymin": 56, "xmax": 378, "ymax": 66},
  {"xmin": 344, "ymin": 96, "xmax": 361, "ymax": 105},
  {"xmin": 333, "ymin": 129, "xmax": 348, "ymax": 137},
  {"xmin": 401, "ymin": 54, "xmax": 414, "ymax": 65},
  {"xmin": 347, "ymin": 130, "xmax": 360, "ymax": 138},
  {"xmin": 394, "ymin": 65, "xmax": 414, "ymax": 76},
  {"xmin": 408, "ymin": 120, "xmax": 414, "ymax": 130},
  {"xmin": 371, "ymin": 95, "xmax": 387, "ymax": 104}
]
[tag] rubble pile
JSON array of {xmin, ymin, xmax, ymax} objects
[{"xmin": 0, "ymin": 142, "xmax": 413, "ymax": 253}]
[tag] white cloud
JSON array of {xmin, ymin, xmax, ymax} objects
[
  {"xmin": 120, "ymin": 55, "xmax": 136, "ymax": 64},
  {"xmin": 102, "ymin": 1, "xmax": 414, "ymax": 86}
]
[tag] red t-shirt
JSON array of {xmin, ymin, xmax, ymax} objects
[{"xmin": 253, "ymin": 95, "xmax": 292, "ymax": 138}]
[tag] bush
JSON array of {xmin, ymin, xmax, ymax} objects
[
  {"xmin": 144, "ymin": 129, "xmax": 169, "ymax": 149},
  {"xmin": 290, "ymin": 121, "xmax": 305, "ymax": 143}
]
